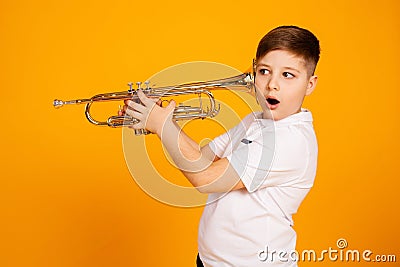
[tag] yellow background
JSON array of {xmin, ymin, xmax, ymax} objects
[{"xmin": 1, "ymin": 0, "xmax": 399, "ymax": 266}]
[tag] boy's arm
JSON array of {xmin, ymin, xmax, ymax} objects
[
  {"xmin": 162, "ymin": 120, "xmax": 245, "ymax": 193},
  {"xmin": 125, "ymin": 91, "xmax": 244, "ymax": 193}
]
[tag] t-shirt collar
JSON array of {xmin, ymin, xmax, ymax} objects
[{"xmin": 254, "ymin": 108, "xmax": 313, "ymax": 127}]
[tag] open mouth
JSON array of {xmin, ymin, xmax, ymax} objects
[{"xmin": 266, "ymin": 98, "xmax": 280, "ymax": 105}]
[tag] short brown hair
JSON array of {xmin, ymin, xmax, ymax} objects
[{"xmin": 256, "ymin": 26, "xmax": 320, "ymax": 76}]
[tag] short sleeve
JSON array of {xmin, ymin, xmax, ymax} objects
[
  {"xmin": 208, "ymin": 113, "xmax": 257, "ymax": 158},
  {"xmin": 227, "ymin": 127, "xmax": 275, "ymax": 192},
  {"xmin": 228, "ymin": 126, "xmax": 314, "ymax": 192}
]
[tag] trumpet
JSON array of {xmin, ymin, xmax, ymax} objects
[{"xmin": 53, "ymin": 72, "xmax": 254, "ymax": 135}]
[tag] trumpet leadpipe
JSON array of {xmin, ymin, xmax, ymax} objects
[{"xmin": 53, "ymin": 98, "xmax": 92, "ymax": 108}]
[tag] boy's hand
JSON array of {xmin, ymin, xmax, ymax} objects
[{"xmin": 121, "ymin": 90, "xmax": 175, "ymax": 136}]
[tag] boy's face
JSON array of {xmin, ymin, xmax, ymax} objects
[{"xmin": 254, "ymin": 50, "xmax": 317, "ymax": 120}]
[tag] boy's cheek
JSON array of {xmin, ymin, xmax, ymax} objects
[{"xmin": 254, "ymin": 82, "xmax": 267, "ymax": 94}]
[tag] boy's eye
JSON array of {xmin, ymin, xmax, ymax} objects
[
  {"xmin": 283, "ymin": 72, "xmax": 294, "ymax": 78},
  {"xmin": 258, "ymin": 69, "xmax": 270, "ymax": 75}
]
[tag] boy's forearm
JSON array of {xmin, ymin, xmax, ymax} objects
[
  {"xmin": 156, "ymin": 120, "xmax": 214, "ymax": 186},
  {"xmin": 171, "ymin": 121, "xmax": 199, "ymax": 152},
  {"xmin": 154, "ymin": 119, "xmax": 244, "ymax": 193}
]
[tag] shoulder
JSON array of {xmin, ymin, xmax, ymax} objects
[{"xmin": 273, "ymin": 113, "xmax": 317, "ymax": 166}]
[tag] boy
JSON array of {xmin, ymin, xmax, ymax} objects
[{"xmin": 123, "ymin": 25, "xmax": 320, "ymax": 266}]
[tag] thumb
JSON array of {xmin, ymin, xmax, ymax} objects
[{"xmin": 166, "ymin": 100, "xmax": 176, "ymax": 115}]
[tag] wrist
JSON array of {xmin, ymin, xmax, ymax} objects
[{"xmin": 156, "ymin": 117, "xmax": 174, "ymax": 138}]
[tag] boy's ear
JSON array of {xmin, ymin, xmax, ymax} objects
[{"xmin": 306, "ymin": 75, "xmax": 318, "ymax": 96}]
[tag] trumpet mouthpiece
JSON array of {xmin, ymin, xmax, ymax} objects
[{"xmin": 53, "ymin": 99, "xmax": 64, "ymax": 108}]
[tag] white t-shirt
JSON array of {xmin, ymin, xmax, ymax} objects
[{"xmin": 198, "ymin": 110, "xmax": 318, "ymax": 267}]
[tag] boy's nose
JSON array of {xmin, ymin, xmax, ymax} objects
[{"xmin": 267, "ymin": 76, "xmax": 279, "ymax": 91}]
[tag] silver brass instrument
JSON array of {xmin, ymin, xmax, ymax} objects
[{"xmin": 53, "ymin": 72, "xmax": 254, "ymax": 135}]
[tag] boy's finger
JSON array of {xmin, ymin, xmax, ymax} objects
[
  {"xmin": 137, "ymin": 90, "xmax": 154, "ymax": 107},
  {"xmin": 127, "ymin": 101, "xmax": 147, "ymax": 113},
  {"xmin": 125, "ymin": 108, "xmax": 144, "ymax": 121},
  {"xmin": 148, "ymin": 96, "xmax": 161, "ymax": 103},
  {"xmin": 125, "ymin": 100, "xmax": 136, "ymax": 109}
]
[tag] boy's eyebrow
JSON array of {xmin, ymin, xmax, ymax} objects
[
  {"xmin": 256, "ymin": 63, "xmax": 270, "ymax": 68},
  {"xmin": 283, "ymin": 66, "xmax": 301, "ymax": 73},
  {"xmin": 256, "ymin": 63, "xmax": 301, "ymax": 73}
]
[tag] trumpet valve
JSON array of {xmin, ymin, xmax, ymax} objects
[
  {"xmin": 144, "ymin": 81, "xmax": 150, "ymax": 90},
  {"xmin": 127, "ymin": 82, "xmax": 134, "ymax": 93}
]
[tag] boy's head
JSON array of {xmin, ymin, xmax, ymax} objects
[
  {"xmin": 256, "ymin": 25, "xmax": 320, "ymax": 77},
  {"xmin": 254, "ymin": 26, "xmax": 320, "ymax": 120}
]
